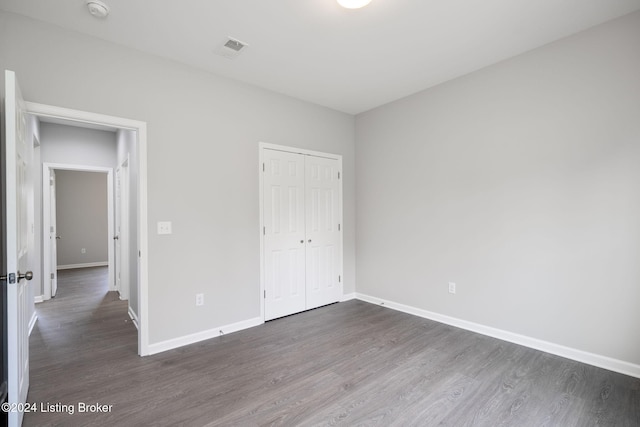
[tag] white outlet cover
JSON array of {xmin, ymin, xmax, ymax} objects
[
  {"xmin": 448, "ymin": 282, "xmax": 456, "ymax": 294},
  {"xmin": 157, "ymin": 221, "xmax": 172, "ymax": 235}
]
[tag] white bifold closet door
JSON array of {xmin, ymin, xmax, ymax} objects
[{"xmin": 263, "ymin": 148, "xmax": 341, "ymax": 321}]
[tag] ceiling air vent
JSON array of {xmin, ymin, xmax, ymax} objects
[{"xmin": 215, "ymin": 37, "xmax": 249, "ymax": 59}]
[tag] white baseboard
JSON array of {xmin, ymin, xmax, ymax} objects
[
  {"xmin": 355, "ymin": 293, "xmax": 640, "ymax": 379},
  {"xmin": 28, "ymin": 311, "xmax": 38, "ymax": 336},
  {"xmin": 34, "ymin": 295, "xmax": 44, "ymax": 304},
  {"xmin": 341, "ymin": 292, "xmax": 356, "ymax": 302},
  {"xmin": 147, "ymin": 317, "xmax": 264, "ymax": 356},
  {"xmin": 57, "ymin": 261, "xmax": 108, "ymax": 270},
  {"xmin": 128, "ymin": 306, "xmax": 139, "ymax": 330}
]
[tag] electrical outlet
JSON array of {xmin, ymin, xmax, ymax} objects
[
  {"xmin": 195, "ymin": 293, "xmax": 204, "ymax": 306},
  {"xmin": 81, "ymin": 248, "xmax": 86, "ymax": 254},
  {"xmin": 157, "ymin": 221, "xmax": 172, "ymax": 235},
  {"xmin": 448, "ymin": 282, "xmax": 456, "ymax": 294}
]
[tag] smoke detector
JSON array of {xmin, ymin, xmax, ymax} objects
[
  {"xmin": 86, "ymin": 1, "xmax": 110, "ymax": 19},
  {"xmin": 214, "ymin": 37, "xmax": 249, "ymax": 59}
]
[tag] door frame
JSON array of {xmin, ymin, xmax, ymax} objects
[
  {"xmin": 42, "ymin": 164, "xmax": 115, "ymax": 298},
  {"xmin": 27, "ymin": 101, "xmax": 150, "ymax": 356},
  {"xmin": 258, "ymin": 142, "xmax": 343, "ymax": 322}
]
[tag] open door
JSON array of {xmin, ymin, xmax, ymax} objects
[
  {"xmin": 49, "ymin": 169, "xmax": 58, "ymax": 297},
  {"xmin": 1, "ymin": 70, "xmax": 33, "ymax": 426},
  {"xmin": 115, "ymin": 160, "xmax": 129, "ymax": 300}
]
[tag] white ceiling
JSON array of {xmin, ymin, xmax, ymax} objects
[{"xmin": 2, "ymin": 0, "xmax": 639, "ymax": 114}]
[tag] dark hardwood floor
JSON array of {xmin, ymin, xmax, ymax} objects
[{"xmin": 25, "ymin": 267, "xmax": 639, "ymax": 426}]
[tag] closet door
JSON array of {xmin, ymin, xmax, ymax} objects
[
  {"xmin": 263, "ymin": 149, "xmax": 306, "ymax": 320},
  {"xmin": 305, "ymin": 156, "xmax": 341, "ymax": 309}
]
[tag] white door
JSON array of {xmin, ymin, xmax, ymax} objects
[
  {"xmin": 2, "ymin": 70, "xmax": 32, "ymax": 427},
  {"xmin": 115, "ymin": 163, "xmax": 129, "ymax": 300},
  {"xmin": 115, "ymin": 167, "xmax": 122, "ymax": 293},
  {"xmin": 304, "ymin": 155, "xmax": 341, "ymax": 309},
  {"xmin": 262, "ymin": 147, "xmax": 342, "ymax": 320},
  {"xmin": 263, "ymin": 149, "xmax": 306, "ymax": 320},
  {"xmin": 49, "ymin": 169, "xmax": 58, "ymax": 297}
]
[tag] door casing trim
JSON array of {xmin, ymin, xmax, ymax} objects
[{"xmin": 27, "ymin": 101, "xmax": 149, "ymax": 356}]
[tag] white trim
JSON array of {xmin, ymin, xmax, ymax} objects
[
  {"xmin": 259, "ymin": 142, "xmax": 342, "ymax": 160},
  {"xmin": 128, "ymin": 306, "xmax": 139, "ymax": 330},
  {"xmin": 355, "ymin": 293, "xmax": 640, "ymax": 379},
  {"xmin": 147, "ymin": 317, "xmax": 263, "ymax": 355},
  {"xmin": 27, "ymin": 101, "xmax": 149, "ymax": 357},
  {"xmin": 42, "ymin": 163, "xmax": 115, "ymax": 293},
  {"xmin": 341, "ymin": 292, "xmax": 356, "ymax": 302},
  {"xmin": 28, "ymin": 312, "xmax": 37, "ymax": 336},
  {"xmin": 34, "ymin": 295, "xmax": 44, "ymax": 304},
  {"xmin": 258, "ymin": 146, "xmax": 266, "ymax": 322},
  {"xmin": 138, "ymin": 124, "xmax": 149, "ymax": 356},
  {"xmin": 258, "ymin": 142, "xmax": 344, "ymax": 322},
  {"xmin": 57, "ymin": 262, "xmax": 109, "ymax": 270},
  {"xmin": 25, "ymin": 102, "xmax": 142, "ymax": 131}
]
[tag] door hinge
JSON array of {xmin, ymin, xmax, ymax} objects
[
  {"xmin": 263, "ymin": 226, "xmax": 266, "ymax": 235},
  {"xmin": 51, "ymin": 273, "xmax": 55, "ymax": 280},
  {"xmin": 338, "ymin": 224, "xmax": 341, "ymax": 231},
  {"xmin": 262, "ymin": 163, "xmax": 265, "ymax": 172},
  {"xmin": 264, "ymin": 290, "xmax": 266, "ymax": 299},
  {"xmin": 338, "ymin": 275, "xmax": 341, "ymax": 283},
  {"xmin": 338, "ymin": 171, "xmax": 341, "ymax": 179}
]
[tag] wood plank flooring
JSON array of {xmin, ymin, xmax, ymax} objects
[{"xmin": 25, "ymin": 267, "xmax": 640, "ymax": 426}]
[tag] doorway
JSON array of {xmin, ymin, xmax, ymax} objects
[
  {"xmin": 42, "ymin": 164, "xmax": 115, "ymax": 300},
  {"xmin": 26, "ymin": 102, "xmax": 149, "ymax": 356}
]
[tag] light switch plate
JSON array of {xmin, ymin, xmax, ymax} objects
[{"xmin": 157, "ymin": 221, "xmax": 172, "ymax": 235}]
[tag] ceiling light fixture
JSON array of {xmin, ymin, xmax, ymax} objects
[
  {"xmin": 337, "ymin": 0, "xmax": 372, "ymax": 9},
  {"xmin": 86, "ymin": 0, "xmax": 110, "ymax": 19}
]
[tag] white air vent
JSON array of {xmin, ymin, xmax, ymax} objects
[{"xmin": 214, "ymin": 37, "xmax": 249, "ymax": 59}]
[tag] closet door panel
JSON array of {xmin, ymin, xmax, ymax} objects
[
  {"xmin": 263, "ymin": 150, "xmax": 306, "ymax": 320},
  {"xmin": 305, "ymin": 156, "xmax": 341, "ymax": 309}
]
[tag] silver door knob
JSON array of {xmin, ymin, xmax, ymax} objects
[
  {"xmin": 56, "ymin": 235, "xmax": 61, "ymax": 240},
  {"xmin": 308, "ymin": 239, "xmax": 312, "ymax": 243},
  {"xmin": 18, "ymin": 270, "xmax": 33, "ymax": 281},
  {"xmin": 300, "ymin": 240, "xmax": 304, "ymax": 243},
  {"xmin": 113, "ymin": 235, "xmax": 119, "ymax": 240}
]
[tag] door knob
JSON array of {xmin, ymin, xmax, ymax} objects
[
  {"xmin": 308, "ymin": 239, "xmax": 312, "ymax": 243},
  {"xmin": 300, "ymin": 240, "xmax": 304, "ymax": 244},
  {"xmin": 56, "ymin": 235, "xmax": 61, "ymax": 240},
  {"xmin": 17, "ymin": 271, "xmax": 33, "ymax": 281},
  {"xmin": 114, "ymin": 235, "xmax": 119, "ymax": 240}
]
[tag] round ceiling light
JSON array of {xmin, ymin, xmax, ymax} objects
[
  {"xmin": 337, "ymin": 0, "xmax": 372, "ymax": 9},
  {"xmin": 86, "ymin": 0, "xmax": 110, "ymax": 18}
]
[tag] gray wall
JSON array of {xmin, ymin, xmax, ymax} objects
[
  {"xmin": 355, "ymin": 11, "xmax": 640, "ymax": 365},
  {"xmin": 116, "ymin": 129, "xmax": 139, "ymax": 317},
  {"xmin": 40, "ymin": 122, "xmax": 117, "ymax": 168},
  {"xmin": 0, "ymin": 10, "xmax": 356, "ymax": 344},
  {"xmin": 55, "ymin": 170, "xmax": 109, "ymax": 267}
]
